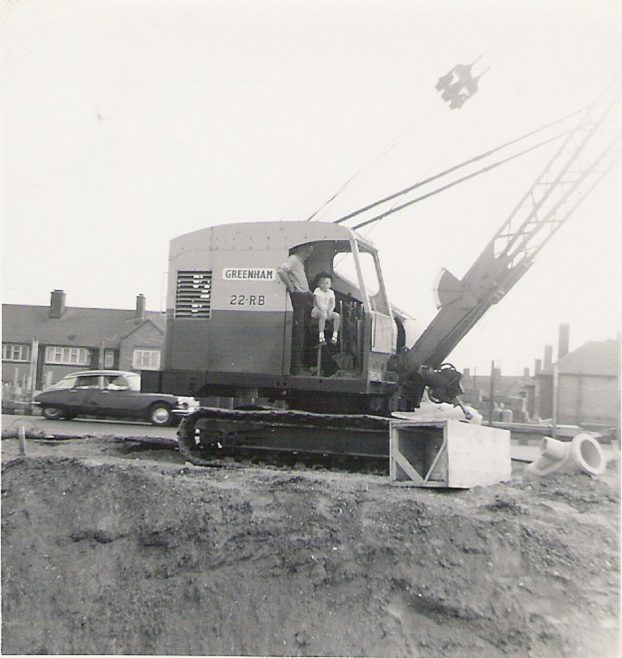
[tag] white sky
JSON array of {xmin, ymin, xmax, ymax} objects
[{"xmin": 2, "ymin": 0, "xmax": 621, "ymax": 375}]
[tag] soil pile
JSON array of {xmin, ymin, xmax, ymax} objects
[{"xmin": 1, "ymin": 437, "xmax": 620, "ymax": 657}]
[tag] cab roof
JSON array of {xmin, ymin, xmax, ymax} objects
[{"xmin": 170, "ymin": 221, "xmax": 376, "ymax": 254}]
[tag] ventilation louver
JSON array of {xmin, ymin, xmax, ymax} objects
[{"xmin": 175, "ymin": 271, "xmax": 212, "ymax": 318}]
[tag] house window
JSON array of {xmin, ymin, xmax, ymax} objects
[
  {"xmin": 44, "ymin": 346, "xmax": 91, "ymax": 366},
  {"xmin": 132, "ymin": 349, "xmax": 161, "ymax": 370},
  {"xmin": 104, "ymin": 349, "xmax": 117, "ymax": 368},
  {"xmin": 2, "ymin": 343, "xmax": 30, "ymax": 362}
]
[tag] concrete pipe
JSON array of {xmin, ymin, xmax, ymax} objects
[{"xmin": 525, "ymin": 434, "xmax": 606, "ymax": 478}]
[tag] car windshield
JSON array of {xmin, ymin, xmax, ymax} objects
[
  {"xmin": 50, "ymin": 372, "xmax": 142, "ymax": 392},
  {"xmin": 51, "ymin": 377, "xmax": 77, "ymax": 390},
  {"xmin": 103, "ymin": 373, "xmax": 141, "ymax": 391},
  {"xmin": 75, "ymin": 375, "xmax": 100, "ymax": 388}
]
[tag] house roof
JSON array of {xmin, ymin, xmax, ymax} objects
[
  {"xmin": 539, "ymin": 339, "xmax": 619, "ymax": 377},
  {"xmin": 2, "ymin": 304, "xmax": 165, "ymax": 348}
]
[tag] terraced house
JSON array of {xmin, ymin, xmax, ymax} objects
[{"xmin": 2, "ymin": 290, "xmax": 165, "ymax": 407}]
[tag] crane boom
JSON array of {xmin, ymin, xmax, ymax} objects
[{"xmin": 394, "ymin": 85, "xmax": 622, "ymax": 406}]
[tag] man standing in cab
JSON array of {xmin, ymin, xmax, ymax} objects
[{"xmin": 277, "ymin": 244, "xmax": 314, "ymax": 375}]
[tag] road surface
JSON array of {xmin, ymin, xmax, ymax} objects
[
  {"xmin": 3, "ymin": 413, "xmax": 616, "ymax": 466},
  {"xmin": 1, "ymin": 413, "xmax": 179, "ymax": 440}
]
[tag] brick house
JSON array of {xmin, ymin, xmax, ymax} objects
[
  {"xmin": 462, "ymin": 324, "xmax": 620, "ymax": 430},
  {"xmin": 534, "ymin": 338, "xmax": 620, "ymax": 431},
  {"xmin": 2, "ymin": 290, "xmax": 165, "ymax": 400},
  {"xmin": 461, "ymin": 368, "xmax": 532, "ymax": 422}
]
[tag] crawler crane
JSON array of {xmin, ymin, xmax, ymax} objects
[{"xmin": 142, "ymin": 85, "xmax": 620, "ymax": 465}]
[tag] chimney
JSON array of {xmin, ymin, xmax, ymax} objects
[
  {"xmin": 49, "ymin": 289, "xmax": 66, "ymax": 319},
  {"xmin": 135, "ymin": 294, "xmax": 146, "ymax": 322},
  {"xmin": 523, "ymin": 367, "xmax": 530, "ymax": 379},
  {"xmin": 544, "ymin": 345, "xmax": 553, "ymax": 368},
  {"xmin": 534, "ymin": 358, "xmax": 542, "ymax": 375},
  {"xmin": 558, "ymin": 323, "xmax": 570, "ymax": 359}
]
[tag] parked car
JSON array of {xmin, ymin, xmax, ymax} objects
[{"xmin": 33, "ymin": 370, "xmax": 199, "ymax": 426}]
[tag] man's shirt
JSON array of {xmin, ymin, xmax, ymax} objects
[{"xmin": 278, "ymin": 254, "xmax": 309, "ymax": 292}]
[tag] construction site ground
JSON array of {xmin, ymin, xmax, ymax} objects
[{"xmin": 1, "ymin": 421, "xmax": 620, "ymax": 658}]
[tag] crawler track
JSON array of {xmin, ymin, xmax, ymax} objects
[{"xmin": 177, "ymin": 407, "xmax": 392, "ymax": 472}]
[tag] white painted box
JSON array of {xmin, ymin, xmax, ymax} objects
[{"xmin": 389, "ymin": 419, "xmax": 511, "ymax": 488}]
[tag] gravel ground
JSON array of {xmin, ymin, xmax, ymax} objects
[{"xmin": 1, "ymin": 434, "xmax": 619, "ymax": 657}]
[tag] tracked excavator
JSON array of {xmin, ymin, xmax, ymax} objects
[{"xmin": 141, "ymin": 84, "xmax": 621, "ymax": 466}]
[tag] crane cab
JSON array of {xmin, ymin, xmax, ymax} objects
[{"xmin": 154, "ymin": 221, "xmax": 409, "ymax": 413}]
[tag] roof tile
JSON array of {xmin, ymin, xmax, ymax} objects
[{"xmin": 2, "ymin": 304, "xmax": 165, "ymax": 347}]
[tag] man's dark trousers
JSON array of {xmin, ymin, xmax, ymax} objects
[{"xmin": 289, "ymin": 291, "xmax": 312, "ymax": 374}]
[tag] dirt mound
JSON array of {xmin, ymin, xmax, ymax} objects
[{"xmin": 1, "ymin": 446, "xmax": 620, "ymax": 657}]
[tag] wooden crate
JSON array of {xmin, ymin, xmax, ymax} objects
[{"xmin": 389, "ymin": 419, "xmax": 511, "ymax": 488}]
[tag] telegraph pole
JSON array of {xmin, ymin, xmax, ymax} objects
[{"xmin": 488, "ymin": 360, "xmax": 495, "ymax": 426}]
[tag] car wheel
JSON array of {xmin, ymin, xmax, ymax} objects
[
  {"xmin": 42, "ymin": 406, "xmax": 66, "ymax": 421},
  {"xmin": 149, "ymin": 403, "xmax": 173, "ymax": 427}
]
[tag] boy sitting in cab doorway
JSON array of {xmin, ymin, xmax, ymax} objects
[{"xmin": 312, "ymin": 272, "xmax": 340, "ymax": 345}]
